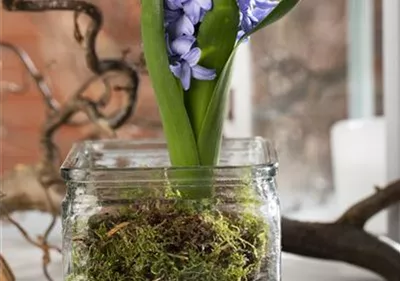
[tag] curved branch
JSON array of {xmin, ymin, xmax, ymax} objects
[
  {"xmin": 41, "ymin": 75, "xmax": 116, "ymax": 164},
  {"xmin": 1, "ymin": 203, "xmax": 61, "ymax": 253},
  {"xmin": 73, "ymin": 3, "xmax": 139, "ymax": 128},
  {"xmin": 337, "ymin": 180, "xmax": 400, "ymax": 228},
  {"xmin": 2, "ymin": 3, "xmax": 141, "ymax": 281},
  {"xmin": 1, "ymin": 254, "xmax": 15, "ymax": 281},
  {"xmin": 0, "ymin": 41, "xmax": 59, "ymax": 110},
  {"xmin": 283, "ymin": 180, "xmax": 400, "ymax": 281},
  {"xmin": 3, "ymin": 0, "xmax": 139, "ymax": 128},
  {"xmin": 282, "ymin": 219, "xmax": 400, "ymax": 281},
  {"xmin": 0, "ymin": 41, "xmax": 114, "ymax": 128},
  {"xmin": 0, "ymin": 74, "xmax": 121, "ymax": 239},
  {"xmin": 0, "ymin": 164, "xmax": 64, "ymax": 215}
]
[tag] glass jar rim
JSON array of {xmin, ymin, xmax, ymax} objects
[{"xmin": 61, "ymin": 137, "xmax": 278, "ymax": 182}]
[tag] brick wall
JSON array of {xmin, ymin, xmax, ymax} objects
[{"xmin": 0, "ymin": 1, "xmax": 162, "ymax": 175}]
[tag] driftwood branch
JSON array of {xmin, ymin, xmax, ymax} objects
[
  {"xmin": 336, "ymin": 182, "xmax": 400, "ymax": 228},
  {"xmin": 1, "ymin": 0, "xmax": 141, "ymax": 212},
  {"xmin": 1, "ymin": 0, "xmax": 141, "ymax": 280},
  {"xmin": 0, "ymin": 42, "xmax": 59, "ymax": 110},
  {"xmin": 3, "ymin": 0, "xmax": 139, "ymax": 128},
  {"xmin": 283, "ymin": 180, "xmax": 400, "ymax": 281},
  {"xmin": 0, "ymin": 254, "xmax": 15, "ymax": 281},
  {"xmin": 0, "ymin": 71, "xmax": 134, "ymax": 281},
  {"xmin": 1, "ymin": 165, "xmax": 64, "ymax": 214},
  {"xmin": 1, "ymin": 206, "xmax": 61, "ymax": 254}
]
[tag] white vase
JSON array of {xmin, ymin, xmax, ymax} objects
[{"xmin": 331, "ymin": 117, "xmax": 387, "ymax": 234}]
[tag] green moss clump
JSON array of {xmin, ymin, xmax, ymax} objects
[{"xmin": 66, "ymin": 197, "xmax": 269, "ymax": 281}]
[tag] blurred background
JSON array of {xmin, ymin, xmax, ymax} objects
[
  {"xmin": 0, "ymin": 0, "xmax": 389, "ymax": 213},
  {"xmin": 1, "ymin": 0, "xmax": 399, "ymax": 279}
]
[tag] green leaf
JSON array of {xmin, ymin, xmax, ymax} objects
[
  {"xmin": 197, "ymin": 0, "xmax": 301, "ymax": 165},
  {"xmin": 184, "ymin": 0, "xmax": 240, "ymax": 142},
  {"xmin": 141, "ymin": 0, "xmax": 200, "ymax": 167},
  {"xmin": 196, "ymin": 48, "xmax": 237, "ymax": 166}
]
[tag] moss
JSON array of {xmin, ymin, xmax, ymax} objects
[{"xmin": 66, "ymin": 186, "xmax": 269, "ymax": 281}]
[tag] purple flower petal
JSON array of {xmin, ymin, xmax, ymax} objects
[
  {"xmin": 181, "ymin": 61, "xmax": 192, "ymax": 90},
  {"xmin": 237, "ymin": 0, "xmax": 251, "ymax": 11},
  {"xmin": 252, "ymin": 7, "xmax": 272, "ymax": 22},
  {"xmin": 164, "ymin": 0, "xmax": 217, "ymax": 90},
  {"xmin": 241, "ymin": 14, "xmax": 253, "ymax": 33},
  {"xmin": 172, "ymin": 14, "xmax": 195, "ymax": 37},
  {"xmin": 196, "ymin": 0, "xmax": 213, "ymax": 11},
  {"xmin": 183, "ymin": 0, "xmax": 202, "ymax": 24},
  {"xmin": 255, "ymin": 0, "xmax": 278, "ymax": 10},
  {"xmin": 166, "ymin": 33, "xmax": 174, "ymax": 55},
  {"xmin": 165, "ymin": 8, "xmax": 182, "ymax": 25},
  {"xmin": 166, "ymin": 0, "xmax": 183, "ymax": 10},
  {"xmin": 170, "ymin": 62, "xmax": 183, "ymax": 78},
  {"xmin": 192, "ymin": 65, "xmax": 217, "ymax": 80},
  {"xmin": 182, "ymin": 47, "xmax": 201, "ymax": 66},
  {"xmin": 248, "ymin": 11, "xmax": 261, "ymax": 24},
  {"xmin": 236, "ymin": 0, "xmax": 278, "ymax": 35},
  {"xmin": 199, "ymin": 9, "xmax": 207, "ymax": 22},
  {"xmin": 237, "ymin": 29, "xmax": 247, "ymax": 41},
  {"xmin": 171, "ymin": 35, "xmax": 196, "ymax": 55}
]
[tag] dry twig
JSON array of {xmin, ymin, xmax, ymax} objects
[
  {"xmin": 0, "ymin": 42, "xmax": 59, "ymax": 109},
  {"xmin": 0, "ymin": 254, "xmax": 15, "ymax": 281}
]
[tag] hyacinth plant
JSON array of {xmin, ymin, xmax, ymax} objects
[
  {"xmin": 64, "ymin": 2, "xmax": 300, "ymax": 280},
  {"xmin": 141, "ymin": 0, "xmax": 299, "ymax": 198}
]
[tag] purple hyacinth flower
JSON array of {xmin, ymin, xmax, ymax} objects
[
  {"xmin": 164, "ymin": 0, "xmax": 195, "ymax": 36},
  {"xmin": 164, "ymin": 0, "xmax": 216, "ymax": 90},
  {"xmin": 199, "ymin": 8, "xmax": 208, "ymax": 21},
  {"xmin": 253, "ymin": 0, "xmax": 277, "ymax": 21},
  {"xmin": 170, "ymin": 35, "xmax": 196, "ymax": 55},
  {"xmin": 237, "ymin": 0, "xmax": 251, "ymax": 11},
  {"xmin": 255, "ymin": 0, "xmax": 277, "ymax": 10},
  {"xmin": 252, "ymin": 7, "xmax": 271, "ymax": 22},
  {"xmin": 165, "ymin": 8, "xmax": 182, "ymax": 26},
  {"xmin": 167, "ymin": 13, "xmax": 195, "ymax": 37},
  {"xmin": 236, "ymin": 0, "xmax": 279, "ymax": 38},
  {"xmin": 166, "ymin": 0, "xmax": 183, "ymax": 10},
  {"xmin": 170, "ymin": 47, "xmax": 216, "ymax": 90},
  {"xmin": 241, "ymin": 10, "xmax": 254, "ymax": 33},
  {"xmin": 182, "ymin": 0, "xmax": 213, "ymax": 24}
]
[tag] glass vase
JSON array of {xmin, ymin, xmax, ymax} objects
[{"xmin": 60, "ymin": 138, "xmax": 281, "ymax": 281}]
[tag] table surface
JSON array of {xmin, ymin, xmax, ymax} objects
[{"xmin": 1, "ymin": 204, "xmax": 389, "ymax": 281}]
